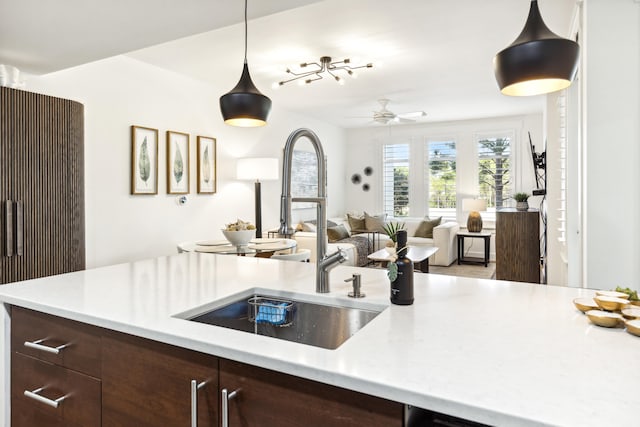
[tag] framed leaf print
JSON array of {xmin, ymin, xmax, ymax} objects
[
  {"xmin": 166, "ymin": 130, "xmax": 190, "ymax": 194},
  {"xmin": 131, "ymin": 125, "xmax": 158, "ymax": 195},
  {"xmin": 197, "ymin": 136, "xmax": 216, "ymax": 194}
]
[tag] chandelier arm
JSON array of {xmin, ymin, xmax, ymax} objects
[{"xmin": 285, "ymin": 68, "xmax": 320, "ymax": 77}]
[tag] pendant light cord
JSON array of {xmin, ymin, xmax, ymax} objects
[{"xmin": 244, "ymin": 0, "xmax": 248, "ymax": 63}]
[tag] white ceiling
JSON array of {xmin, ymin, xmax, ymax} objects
[{"xmin": 1, "ymin": 0, "xmax": 576, "ymax": 128}]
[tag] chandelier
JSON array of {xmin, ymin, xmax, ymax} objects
[{"xmin": 274, "ymin": 56, "xmax": 372, "ymax": 87}]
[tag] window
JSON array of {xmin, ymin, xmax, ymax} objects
[
  {"xmin": 478, "ymin": 136, "xmax": 512, "ymax": 215},
  {"xmin": 383, "ymin": 144, "xmax": 410, "ymax": 217},
  {"xmin": 426, "ymin": 140, "xmax": 456, "ymax": 218}
]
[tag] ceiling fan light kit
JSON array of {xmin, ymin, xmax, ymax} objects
[
  {"xmin": 220, "ymin": 0, "xmax": 272, "ymax": 127},
  {"xmin": 274, "ymin": 56, "xmax": 372, "ymax": 88},
  {"xmin": 493, "ymin": 0, "xmax": 580, "ymax": 97}
]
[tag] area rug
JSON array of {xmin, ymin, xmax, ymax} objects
[{"xmin": 427, "ymin": 262, "xmax": 496, "ymax": 280}]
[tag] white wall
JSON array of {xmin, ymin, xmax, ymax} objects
[
  {"xmin": 25, "ymin": 55, "xmax": 347, "ymax": 268},
  {"xmin": 344, "ymin": 114, "xmax": 543, "ymax": 222},
  {"xmin": 584, "ymin": 0, "xmax": 640, "ymax": 291}
]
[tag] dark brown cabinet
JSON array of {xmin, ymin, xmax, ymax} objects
[
  {"xmin": 101, "ymin": 333, "xmax": 219, "ymax": 427},
  {"xmin": 496, "ymin": 208, "xmax": 540, "ymax": 283},
  {"xmin": 10, "ymin": 306, "xmax": 406, "ymax": 427},
  {"xmin": 220, "ymin": 359, "xmax": 403, "ymax": 427},
  {"xmin": 1, "ymin": 87, "xmax": 85, "ymax": 284},
  {"xmin": 11, "ymin": 307, "xmax": 101, "ymax": 427}
]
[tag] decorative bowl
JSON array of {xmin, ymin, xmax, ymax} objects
[
  {"xmin": 586, "ymin": 310, "xmax": 623, "ymax": 328},
  {"xmin": 573, "ymin": 298, "xmax": 599, "ymax": 313},
  {"xmin": 594, "ymin": 296, "xmax": 629, "ymax": 311},
  {"xmin": 222, "ymin": 229, "xmax": 255, "ymax": 248},
  {"xmin": 621, "ymin": 307, "xmax": 640, "ymax": 320},
  {"xmin": 626, "ymin": 319, "xmax": 640, "ymax": 337},
  {"xmin": 595, "ymin": 290, "xmax": 630, "ymax": 299}
]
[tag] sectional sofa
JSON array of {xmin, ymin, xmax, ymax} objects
[{"xmin": 293, "ymin": 216, "xmax": 459, "ymax": 267}]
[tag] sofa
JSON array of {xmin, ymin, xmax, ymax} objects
[{"xmin": 293, "ymin": 216, "xmax": 459, "ymax": 267}]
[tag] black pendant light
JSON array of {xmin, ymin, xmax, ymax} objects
[
  {"xmin": 220, "ymin": 0, "xmax": 272, "ymax": 127},
  {"xmin": 494, "ymin": 0, "xmax": 579, "ymax": 96}
]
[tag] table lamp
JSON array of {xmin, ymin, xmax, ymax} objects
[
  {"xmin": 237, "ymin": 158, "xmax": 279, "ymax": 238},
  {"xmin": 462, "ymin": 198, "xmax": 487, "ymax": 232}
]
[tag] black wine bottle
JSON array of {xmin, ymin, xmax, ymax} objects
[{"xmin": 390, "ymin": 230, "xmax": 414, "ymax": 305}]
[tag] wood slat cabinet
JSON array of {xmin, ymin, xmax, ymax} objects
[
  {"xmin": 220, "ymin": 359, "xmax": 403, "ymax": 427},
  {"xmin": 10, "ymin": 307, "xmax": 101, "ymax": 427},
  {"xmin": 496, "ymin": 208, "xmax": 540, "ymax": 283},
  {"xmin": 0, "ymin": 87, "xmax": 85, "ymax": 284}
]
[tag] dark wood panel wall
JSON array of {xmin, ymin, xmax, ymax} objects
[
  {"xmin": 496, "ymin": 209, "xmax": 540, "ymax": 284},
  {"xmin": 1, "ymin": 87, "xmax": 85, "ymax": 284}
]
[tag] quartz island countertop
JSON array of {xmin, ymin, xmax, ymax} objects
[{"xmin": 0, "ymin": 253, "xmax": 638, "ymax": 426}]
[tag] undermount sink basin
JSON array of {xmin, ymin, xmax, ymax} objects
[{"xmin": 177, "ymin": 288, "xmax": 386, "ymax": 350}]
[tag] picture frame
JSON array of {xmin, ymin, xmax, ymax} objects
[
  {"xmin": 166, "ymin": 130, "xmax": 190, "ymax": 194},
  {"xmin": 197, "ymin": 136, "xmax": 217, "ymax": 194},
  {"xmin": 131, "ymin": 125, "xmax": 159, "ymax": 195}
]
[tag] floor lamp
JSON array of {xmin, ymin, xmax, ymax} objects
[{"xmin": 237, "ymin": 158, "xmax": 279, "ymax": 238}]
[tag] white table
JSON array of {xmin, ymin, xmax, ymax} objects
[
  {"xmin": 177, "ymin": 238, "xmax": 297, "ymax": 257},
  {"xmin": 367, "ymin": 246, "xmax": 439, "ymax": 273}
]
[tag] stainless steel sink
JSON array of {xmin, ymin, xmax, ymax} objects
[{"xmin": 179, "ymin": 288, "xmax": 386, "ymax": 350}]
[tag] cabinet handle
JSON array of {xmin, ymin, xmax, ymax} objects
[
  {"xmin": 221, "ymin": 388, "xmax": 239, "ymax": 427},
  {"xmin": 24, "ymin": 338, "xmax": 71, "ymax": 354},
  {"xmin": 5, "ymin": 200, "xmax": 13, "ymax": 257},
  {"xmin": 15, "ymin": 200, "xmax": 22, "ymax": 256},
  {"xmin": 190, "ymin": 379, "xmax": 207, "ymax": 427},
  {"xmin": 24, "ymin": 387, "xmax": 67, "ymax": 408}
]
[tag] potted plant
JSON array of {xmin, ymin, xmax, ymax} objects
[
  {"xmin": 382, "ymin": 221, "xmax": 406, "ymax": 249},
  {"xmin": 514, "ymin": 192, "xmax": 530, "ymax": 211}
]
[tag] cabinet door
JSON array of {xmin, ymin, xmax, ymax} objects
[
  {"xmin": 220, "ymin": 359, "xmax": 403, "ymax": 427},
  {"xmin": 102, "ymin": 333, "xmax": 218, "ymax": 427},
  {"xmin": 0, "ymin": 87, "xmax": 85, "ymax": 284}
]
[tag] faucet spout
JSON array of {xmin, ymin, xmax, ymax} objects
[
  {"xmin": 317, "ymin": 248, "xmax": 348, "ymax": 293},
  {"xmin": 279, "ymin": 128, "xmax": 343, "ymax": 293}
]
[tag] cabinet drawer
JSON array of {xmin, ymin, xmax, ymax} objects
[
  {"xmin": 12, "ymin": 399, "xmax": 84, "ymax": 427},
  {"xmin": 12, "ymin": 352, "xmax": 101, "ymax": 427},
  {"xmin": 11, "ymin": 306, "xmax": 101, "ymax": 377}
]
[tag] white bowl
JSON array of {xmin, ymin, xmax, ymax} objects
[{"xmin": 222, "ymin": 229, "xmax": 255, "ymax": 247}]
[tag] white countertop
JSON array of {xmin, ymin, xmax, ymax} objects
[{"xmin": 1, "ymin": 253, "xmax": 638, "ymax": 426}]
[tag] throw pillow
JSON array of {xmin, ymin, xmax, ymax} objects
[
  {"xmin": 364, "ymin": 212, "xmax": 387, "ymax": 233},
  {"xmin": 327, "ymin": 224, "xmax": 350, "ymax": 242},
  {"xmin": 347, "ymin": 214, "xmax": 366, "ymax": 232},
  {"xmin": 302, "ymin": 222, "xmax": 317, "ymax": 232},
  {"xmin": 414, "ymin": 217, "xmax": 442, "ymax": 238}
]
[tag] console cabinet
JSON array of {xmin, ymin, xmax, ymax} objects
[{"xmin": 496, "ymin": 208, "xmax": 540, "ymax": 283}]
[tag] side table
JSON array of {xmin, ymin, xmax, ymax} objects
[{"xmin": 457, "ymin": 231, "xmax": 491, "ymax": 267}]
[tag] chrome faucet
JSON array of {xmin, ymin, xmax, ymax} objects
[{"xmin": 279, "ymin": 128, "xmax": 347, "ymax": 293}]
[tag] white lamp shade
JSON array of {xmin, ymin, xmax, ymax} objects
[
  {"xmin": 462, "ymin": 198, "xmax": 487, "ymax": 212},
  {"xmin": 237, "ymin": 158, "xmax": 279, "ymax": 181}
]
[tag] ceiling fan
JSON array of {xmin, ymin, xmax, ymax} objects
[{"xmin": 350, "ymin": 99, "xmax": 427, "ymax": 125}]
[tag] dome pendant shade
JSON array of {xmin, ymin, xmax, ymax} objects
[
  {"xmin": 494, "ymin": 0, "xmax": 579, "ymax": 96},
  {"xmin": 220, "ymin": 62, "xmax": 272, "ymax": 127}
]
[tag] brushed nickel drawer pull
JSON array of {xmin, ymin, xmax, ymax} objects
[
  {"xmin": 221, "ymin": 388, "xmax": 239, "ymax": 427},
  {"xmin": 24, "ymin": 387, "xmax": 67, "ymax": 408},
  {"xmin": 24, "ymin": 338, "xmax": 70, "ymax": 354},
  {"xmin": 190, "ymin": 379, "xmax": 207, "ymax": 427}
]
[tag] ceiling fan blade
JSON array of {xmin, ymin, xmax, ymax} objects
[
  {"xmin": 394, "ymin": 117, "xmax": 415, "ymax": 123},
  {"xmin": 397, "ymin": 111, "xmax": 427, "ymax": 119}
]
